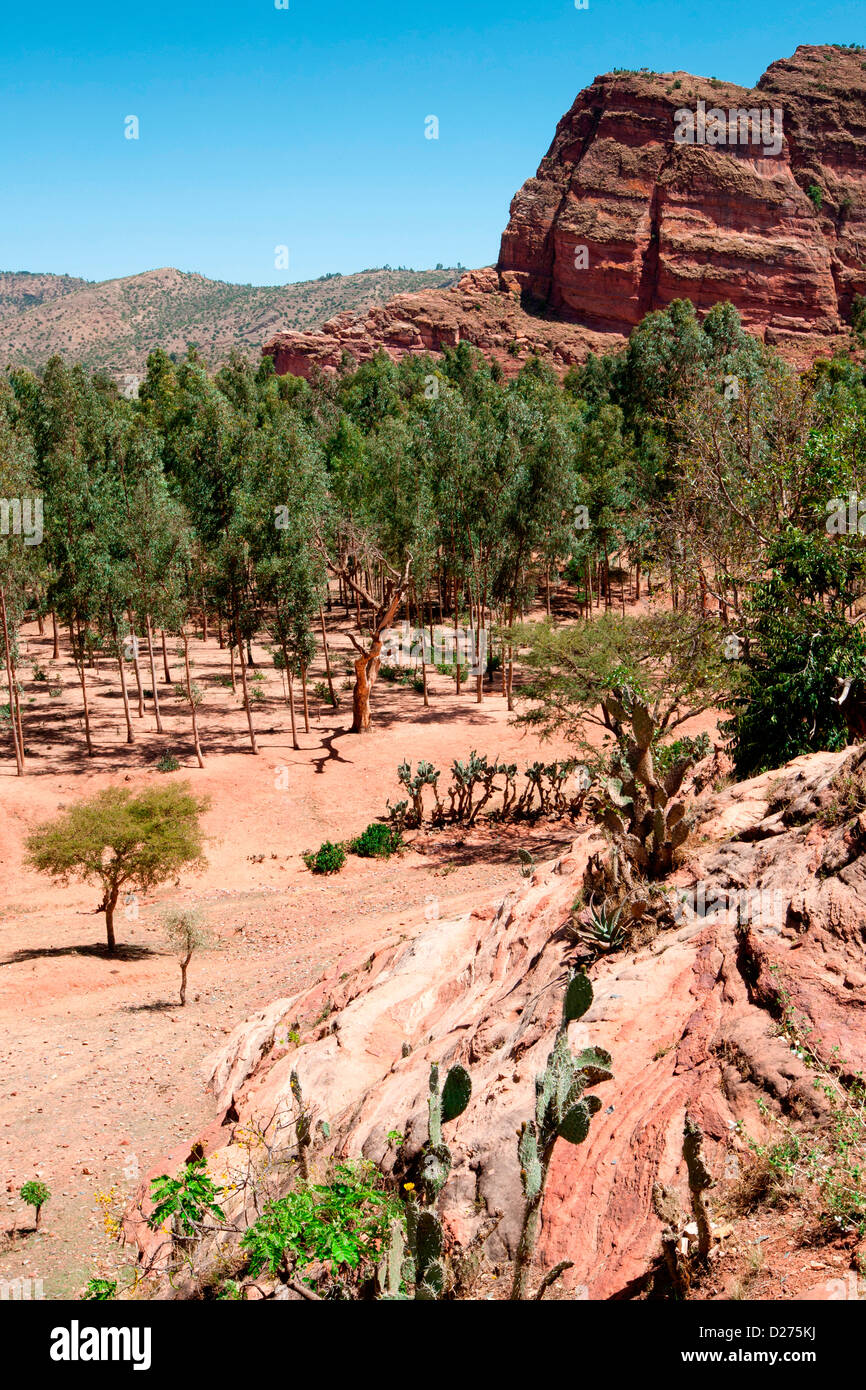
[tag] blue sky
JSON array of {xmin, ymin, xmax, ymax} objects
[{"xmin": 1, "ymin": 0, "xmax": 862, "ymax": 285}]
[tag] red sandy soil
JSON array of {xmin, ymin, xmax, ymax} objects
[{"xmin": 4, "ymin": 593, "xmax": 669, "ymax": 1297}]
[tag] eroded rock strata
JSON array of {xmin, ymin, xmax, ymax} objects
[{"xmin": 264, "ymin": 45, "xmax": 866, "ymax": 379}]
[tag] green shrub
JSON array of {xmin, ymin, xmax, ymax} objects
[
  {"xmin": 20, "ymin": 1180, "xmax": 50, "ymax": 1228},
  {"xmin": 240, "ymin": 1161, "xmax": 399, "ymax": 1279},
  {"xmin": 807, "ymin": 183, "xmax": 823, "ymax": 210},
  {"xmin": 147, "ymin": 1157, "xmax": 225, "ymax": 1237},
  {"xmin": 349, "ymin": 822, "xmax": 402, "ymax": 859},
  {"xmin": 653, "ymin": 732, "xmax": 711, "ymax": 775},
  {"xmin": 82, "ymin": 1277, "xmax": 118, "ymax": 1300},
  {"xmin": 303, "ymin": 840, "xmax": 346, "ymax": 874},
  {"xmin": 156, "ymin": 753, "xmax": 181, "ymax": 773}
]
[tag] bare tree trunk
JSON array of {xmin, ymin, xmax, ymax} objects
[
  {"xmin": 183, "ymin": 630, "xmax": 204, "ymax": 767},
  {"xmin": 236, "ymin": 622, "xmax": 258, "ymax": 754},
  {"xmin": 127, "ymin": 611, "xmax": 145, "ymax": 716},
  {"xmin": 51, "ymin": 611, "xmax": 60, "ymax": 660},
  {"xmin": 300, "ymin": 659, "xmax": 311, "ymax": 733},
  {"xmin": 454, "ymin": 576, "xmax": 461, "ymax": 695},
  {"xmin": 161, "ymin": 629, "xmax": 171, "ymax": 683},
  {"xmin": 0, "ymin": 586, "xmax": 24, "ymax": 775},
  {"xmin": 116, "ymin": 641, "xmax": 135, "ymax": 744},
  {"xmin": 179, "ymin": 952, "xmax": 191, "ymax": 1006},
  {"xmin": 72, "ymin": 618, "xmax": 94, "ymax": 756},
  {"xmin": 230, "ymin": 641, "xmax": 237, "ymax": 695},
  {"xmin": 104, "ymin": 886, "xmax": 119, "ymax": 955},
  {"xmin": 145, "ymin": 615, "xmax": 164, "ymax": 733},
  {"xmin": 414, "ymin": 585, "xmax": 428, "ymax": 707},
  {"xmin": 318, "ymin": 606, "xmax": 338, "ymax": 708},
  {"xmin": 286, "ymin": 662, "xmax": 299, "ymax": 751}
]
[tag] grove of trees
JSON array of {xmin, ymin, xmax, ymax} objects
[{"xmin": 2, "ymin": 301, "xmax": 866, "ymax": 780}]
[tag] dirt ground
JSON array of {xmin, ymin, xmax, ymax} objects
[{"xmin": 0, "ymin": 597, "xmax": 608, "ymax": 1297}]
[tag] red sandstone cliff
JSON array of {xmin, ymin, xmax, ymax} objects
[{"xmin": 265, "ymin": 45, "xmax": 866, "ymax": 378}]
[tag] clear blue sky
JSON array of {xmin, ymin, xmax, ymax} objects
[{"xmin": 1, "ymin": 0, "xmax": 862, "ymax": 286}]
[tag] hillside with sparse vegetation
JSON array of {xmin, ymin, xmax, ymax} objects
[{"xmin": 0, "ymin": 266, "xmax": 462, "ymax": 378}]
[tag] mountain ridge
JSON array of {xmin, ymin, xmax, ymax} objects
[{"xmin": 0, "ymin": 266, "xmax": 463, "ymax": 376}]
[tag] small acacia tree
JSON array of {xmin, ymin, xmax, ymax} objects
[
  {"xmin": 20, "ymin": 1180, "xmax": 50, "ymax": 1230},
  {"xmin": 26, "ymin": 783, "xmax": 209, "ymax": 954},
  {"xmin": 162, "ymin": 908, "xmax": 209, "ymax": 1005}
]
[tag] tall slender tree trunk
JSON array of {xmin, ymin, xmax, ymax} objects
[
  {"xmin": 235, "ymin": 621, "xmax": 258, "ymax": 754},
  {"xmin": 318, "ymin": 607, "xmax": 338, "ymax": 708},
  {"xmin": 127, "ymin": 611, "xmax": 145, "ymax": 716},
  {"xmin": 51, "ymin": 611, "xmax": 60, "ymax": 660},
  {"xmin": 230, "ymin": 642, "xmax": 237, "ymax": 694},
  {"xmin": 72, "ymin": 618, "xmax": 94, "ymax": 756},
  {"xmin": 145, "ymin": 615, "xmax": 164, "ymax": 733},
  {"xmin": 161, "ymin": 629, "xmax": 172, "ymax": 683},
  {"xmin": 284, "ymin": 656, "xmax": 299, "ymax": 751},
  {"xmin": 300, "ymin": 660, "xmax": 311, "ymax": 733},
  {"xmin": 506, "ymin": 597, "xmax": 516, "ymax": 713},
  {"xmin": 183, "ymin": 630, "xmax": 205, "ymax": 767},
  {"xmin": 454, "ymin": 576, "xmax": 461, "ymax": 695},
  {"xmin": 414, "ymin": 586, "xmax": 429, "ymax": 707},
  {"xmin": 0, "ymin": 586, "xmax": 24, "ymax": 775},
  {"xmin": 114, "ymin": 621, "xmax": 135, "ymax": 745}
]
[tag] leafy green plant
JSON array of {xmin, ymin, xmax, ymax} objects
[
  {"xmin": 349, "ymin": 822, "xmax": 402, "ymax": 858},
  {"xmin": 241, "ymin": 1161, "xmax": 399, "ymax": 1281},
  {"xmin": 20, "ymin": 1180, "xmax": 50, "ymax": 1229},
  {"xmin": 807, "ymin": 183, "xmax": 823, "ymax": 210},
  {"xmin": 82, "ymin": 1277, "xmax": 118, "ymax": 1300},
  {"xmin": 156, "ymin": 753, "xmax": 181, "ymax": 772},
  {"xmin": 147, "ymin": 1156, "xmax": 225, "ymax": 1238},
  {"xmin": 303, "ymin": 840, "xmax": 346, "ymax": 874}
]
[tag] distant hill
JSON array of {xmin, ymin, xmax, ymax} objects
[{"xmin": 0, "ymin": 266, "xmax": 463, "ymax": 376}]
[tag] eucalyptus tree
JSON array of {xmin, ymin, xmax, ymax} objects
[
  {"xmin": 0, "ymin": 393, "xmax": 40, "ymax": 773},
  {"xmin": 236, "ymin": 412, "xmax": 328, "ymax": 749},
  {"xmin": 10, "ymin": 359, "xmax": 118, "ymax": 756},
  {"xmin": 142, "ymin": 351, "xmax": 260, "ymax": 751}
]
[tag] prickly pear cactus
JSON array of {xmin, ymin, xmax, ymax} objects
[
  {"xmin": 384, "ymin": 1061, "xmax": 473, "ymax": 1301},
  {"xmin": 511, "ymin": 971, "xmax": 613, "ymax": 1300},
  {"xmin": 599, "ymin": 690, "xmax": 696, "ymax": 880}
]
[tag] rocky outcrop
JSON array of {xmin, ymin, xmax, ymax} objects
[
  {"xmin": 265, "ymin": 45, "xmax": 865, "ymax": 379},
  {"xmin": 127, "ymin": 747, "xmax": 866, "ymax": 1298},
  {"xmin": 263, "ymin": 267, "xmax": 623, "ymax": 380}
]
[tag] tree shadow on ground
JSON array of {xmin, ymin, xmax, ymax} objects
[
  {"xmin": 121, "ymin": 999, "xmax": 178, "ymax": 1013},
  {"xmin": 2, "ymin": 942, "xmax": 157, "ymax": 966}
]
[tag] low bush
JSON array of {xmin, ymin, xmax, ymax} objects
[
  {"xmin": 350, "ymin": 823, "xmax": 402, "ymax": 858},
  {"xmin": 303, "ymin": 840, "xmax": 346, "ymax": 874}
]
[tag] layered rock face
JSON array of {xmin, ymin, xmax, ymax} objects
[
  {"xmin": 129, "ymin": 748, "xmax": 866, "ymax": 1298},
  {"xmin": 500, "ymin": 44, "xmax": 865, "ymax": 361},
  {"xmin": 265, "ymin": 45, "xmax": 865, "ymax": 379}
]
